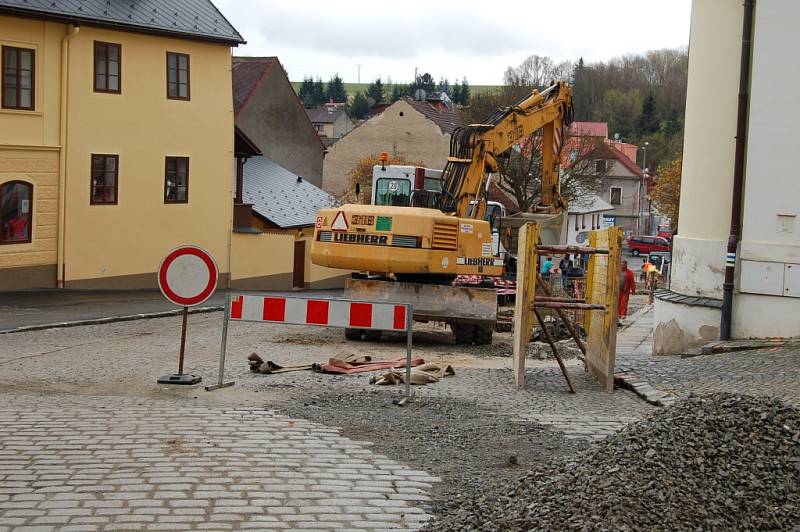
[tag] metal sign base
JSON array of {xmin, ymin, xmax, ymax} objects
[
  {"xmin": 157, "ymin": 373, "xmax": 202, "ymax": 385},
  {"xmin": 204, "ymin": 381, "xmax": 234, "ymax": 391}
]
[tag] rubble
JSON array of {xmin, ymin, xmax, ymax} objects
[{"xmin": 425, "ymin": 393, "xmax": 800, "ymax": 531}]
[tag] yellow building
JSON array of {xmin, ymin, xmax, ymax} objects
[{"xmin": 0, "ymin": 1, "xmax": 244, "ymax": 289}]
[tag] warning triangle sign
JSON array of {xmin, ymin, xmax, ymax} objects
[{"xmin": 331, "ymin": 211, "xmax": 349, "ymax": 231}]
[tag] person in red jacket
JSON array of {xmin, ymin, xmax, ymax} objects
[{"xmin": 618, "ymin": 260, "xmax": 636, "ymax": 321}]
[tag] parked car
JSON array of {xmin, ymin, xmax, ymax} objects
[
  {"xmin": 657, "ymin": 224, "xmax": 674, "ymax": 241},
  {"xmin": 627, "ymin": 235, "xmax": 671, "ymax": 256}
]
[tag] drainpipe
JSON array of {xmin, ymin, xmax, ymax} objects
[
  {"xmin": 56, "ymin": 24, "xmax": 79, "ymax": 288},
  {"xmin": 720, "ymin": 0, "xmax": 754, "ymax": 340}
]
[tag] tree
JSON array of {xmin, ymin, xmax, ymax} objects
[
  {"xmin": 651, "ymin": 153, "xmax": 682, "ymax": 226},
  {"xmin": 638, "ymin": 93, "xmax": 658, "ymax": 134},
  {"xmin": 436, "ymin": 77, "xmax": 450, "ymax": 95},
  {"xmin": 325, "ymin": 74, "xmax": 347, "ymax": 103},
  {"xmin": 455, "ymin": 77, "xmax": 470, "ymax": 105},
  {"xmin": 495, "ymin": 133, "xmax": 607, "ymax": 212},
  {"xmin": 298, "ymin": 76, "xmax": 316, "ymax": 107},
  {"xmin": 450, "ymin": 83, "xmax": 462, "ymax": 106},
  {"xmin": 389, "ymin": 84, "xmax": 407, "ymax": 103},
  {"xmin": 366, "ymin": 78, "xmax": 385, "ymax": 105},
  {"xmin": 348, "ymin": 92, "xmax": 370, "ymax": 120},
  {"xmin": 341, "ymin": 153, "xmax": 423, "ymax": 204},
  {"xmin": 312, "ymin": 77, "xmax": 326, "ymax": 105},
  {"xmin": 596, "ymin": 88, "xmax": 642, "ymax": 139}
]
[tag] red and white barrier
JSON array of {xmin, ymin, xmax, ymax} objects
[
  {"xmin": 207, "ymin": 293, "xmax": 414, "ymax": 401},
  {"xmin": 229, "ymin": 295, "xmax": 408, "ymax": 331}
]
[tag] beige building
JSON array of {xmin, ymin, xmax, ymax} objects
[
  {"xmin": 306, "ymin": 105, "xmax": 354, "ymax": 147},
  {"xmin": 654, "ymin": 0, "xmax": 800, "ymax": 353},
  {"xmin": 0, "ymin": 1, "xmax": 243, "ymax": 290},
  {"xmin": 321, "ymin": 97, "xmax": 466, "ymax": 196}
]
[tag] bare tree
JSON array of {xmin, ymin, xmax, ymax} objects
[{"xmin": 495, "ymin": 132, "xmax": 608, "ymax": 212}]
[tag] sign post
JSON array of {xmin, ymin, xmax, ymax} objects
[{"xmin": 156, "ymin": 245, "xmax": 218, "ymax": 385}]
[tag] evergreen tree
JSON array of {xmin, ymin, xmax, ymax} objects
[
  {"xmin": 311, "ymin": 77, "xmax": 326, "ymax": 105},
  {"xmin": 348, "ymin": 92, "xmax": 370, "ymax": 120},
  {"xmin": 436, "ymin": 77, "xmax": 450, "ymax": 95},
  {"xmin": 298, "ymin": 76, "xmax": 315, "ymax": 107},
  {"xmin": 450, "ymin": 83, "xmax": 462, "ymax": 105},
  {"xmin": 366, "ymin": 77, "xmax": 385, "ymax": 104},
  {"xmin": 638, "ymin": 93, "xmax": 658, "ymax": 133},
  {"xmin": 389, "ymin": 84, "xmax": 407, "ymax": 103},
  {"xmin": 457, "ymin": 77, "xmax": 470, "ymax": 105},
  {"xmin": 325, "ymin": 74, "xmax": 348, "ymax": 103}
]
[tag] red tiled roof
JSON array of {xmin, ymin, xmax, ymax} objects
[
  {"xmin": 604, "ymin": 144, "xmax": 644, "ymax": 177},
  {"xmin": 403, "ymin": 97, "xmax": 467, "ymax": 135},
  {"xmin": 487, "ymin": 181, "xmax": 519, "ymax": 213},
  {"xmin": 232, "ymin": 57, "xmax": 277, "ymax": 117},
  {"xmin": 569, "ymin": 121, "xmax": 608, "ymax": 138}
]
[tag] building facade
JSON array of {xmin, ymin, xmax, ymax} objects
[
  {"xmin": 654, "ymin": 0, "xmax": 800, "ymax": 354},
  {"xmin": 306, "ymin": 105, "xmax": 354, "ymax": 143},
  {"xmin": 0, "ymin": 1, "xmax": 243, "ymax": 290},
  {"xmin": 233, "ymin": 57, "xmax": 325, "ymax": 187},
  {"xmin": 321, "ymin": 97, "xmax": 466, "ymax": 196}
]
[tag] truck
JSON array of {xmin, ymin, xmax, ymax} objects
[{"xmin": 311, "ymin": 81, "xmax": 574, "ymax": 344}]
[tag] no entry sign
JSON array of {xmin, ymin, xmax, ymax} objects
[
  {"xmin": 158, "ymin": 245, "xmax": 218, "ymax": 307},
  {"xmin": 156, "ymin": 245, "xmax": 218, "ymax": 386}
]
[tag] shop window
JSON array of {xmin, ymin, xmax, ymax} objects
[
  {"xmin": 91, "ymin": 154, "xmax": 119, "ymax": 204},
  {"xmin": 164, "ymin": 157, "xmax": 189, "ymax": 203},
  {"xmin": 2, "ymin": 46, "xmax": 35, "ymax": 110},
  {"xmin": 0, "ymin": 181, "xmax": 32, "ymax": 244},
  {"xmin": 94, "ymin": 41, "xmax": 121, "ymax": 93}
]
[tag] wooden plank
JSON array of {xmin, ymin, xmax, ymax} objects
[
  {"xmin": 512, "ymin": 223, "xmax": 539, "ymax": 389},
  {"xmin": 533, "ymin": 307, "xmax": 576, "ymax": 393},
  {"xmin": 603, "ymin": 226, "xmax": 623, "ymax": 391}
]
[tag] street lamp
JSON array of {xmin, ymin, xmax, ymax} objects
[{"xmin": 638, "ymin": 142, "xmax": 649, "ymax": 234}]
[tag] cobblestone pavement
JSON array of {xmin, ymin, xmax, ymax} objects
[
  {"xmin": 0, "ymin": 394, "xmax": 436, "ymax": 532},
  {"xmin": 616, "ymin": 306, "xmax": 800, "ymax": 406}
]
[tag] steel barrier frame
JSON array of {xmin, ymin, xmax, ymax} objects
[{"xmin": 206, "ymin": 292, "xmax": 414, "ymax": 401}]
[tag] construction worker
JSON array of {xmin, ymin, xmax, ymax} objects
[{"xmin": 618, "ymin": 260, "xmax": 636, "ymax": 323}]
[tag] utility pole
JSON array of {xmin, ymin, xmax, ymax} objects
[
  {"xmin": 638, "ymin": 142, "xmax": 649, "ymax": 234},
  {"xmin": 356, "ymin": 64, "xmax": 362, "ymax": 84}
]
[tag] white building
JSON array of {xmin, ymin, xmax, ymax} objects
[
  {"xmin": 654, "ymin": 0, "xmax": 800, "ymax": 354},
  {"xmin": 566, "ymin": 195, "xmax": 614, "ymax": 246}
]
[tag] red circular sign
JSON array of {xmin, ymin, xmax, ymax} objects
[{"xmin": 158, "ymin": 246, "xmax": 218, "ymax": 307}]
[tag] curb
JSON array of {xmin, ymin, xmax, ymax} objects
[
  {"xmin": 614, "ymin": 372, "xmax": 677, "ymax": 407},
  {"xmin": 0, "ymin": 305, "xmax": 223, "ymax": 335}
]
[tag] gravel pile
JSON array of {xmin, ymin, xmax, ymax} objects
[{"xmin": 426, "ymin": 393, "xmax": 800, "ymax": 531}]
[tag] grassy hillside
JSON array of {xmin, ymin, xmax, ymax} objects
[{"xmin": 290, "ymin": 81, "xmax": 502, "ymax": 99}]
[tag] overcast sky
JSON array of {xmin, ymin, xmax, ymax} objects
[{"xmin": 215, "ymin": 0, "xmax": 692, "ymax": 86}]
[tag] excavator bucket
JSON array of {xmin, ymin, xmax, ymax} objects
[{"xmin": 500, "ymin": 212, "xmax": 568, "ymax": 252}]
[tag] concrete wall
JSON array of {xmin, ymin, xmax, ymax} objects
[
  {"xmin": 322, "ymin": 100, "xmax": 451, "ymax": 196},
  {"xmin": 61, "ymin": 27, "xmax": 234, "ymax": 288},
  {"xmin": 332, "ymin": 113, "xmax": 354, "ymax": 139},
  {"xmin": 236, "ymin": 67, "xmax": 324, "ymax": 187},
  {"xmin": 654, "ymin": 299, "xmax": 721, "ymax": 355}
]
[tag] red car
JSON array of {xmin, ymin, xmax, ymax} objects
[
  {"xmin": 657, "ymin": 224, "xmax": 674, "ymax": 241},
  {"xmin": 627, "ymin": 235, "xmax": 671, "ymax": 256}
]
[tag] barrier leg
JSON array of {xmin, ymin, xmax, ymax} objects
[
  {"xmin": 206, "ymin": 293, "xmax": 235, "ymax": 391},
  {"xmin": 398, "ymin": 305, "xmax": 413, "ymax": 406}
]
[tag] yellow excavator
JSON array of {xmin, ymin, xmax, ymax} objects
[{"xmin": 311, "ymin": 81, "xmax": 573, "ymax": 343}]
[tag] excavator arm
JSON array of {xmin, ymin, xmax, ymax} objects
[{"xmin": 438, "ymin": 81, "xmax": 573, "ymax": 219}]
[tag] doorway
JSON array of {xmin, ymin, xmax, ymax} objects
[{"xmin": 293, "ymin": 240, "xmax": 305, "ymax": 289}]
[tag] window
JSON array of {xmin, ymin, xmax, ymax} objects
[
  {"xmin": 374, "ymin": 178, "xmax": 411, "ymax": 206},
  {"xmin": 94, "ymin": 41, "xmax": 121, "ymax": 93},
  {"xmin": 2, "ymin": 46, "xmax": 35, "ymax": 110},
  {"xmin": 595, "ymin": 159, "xmax": 607, "ymax": 174},
  {"xmin": 610, "ymin": 186, "xmax": 622, "ymax": 205},
  {"xmin": 166, "ymin": 52, "xmax": 190, "ymax": 100},
  {"xmin": 0, "ymin": 181, "xmax": 32, "ymax": 244},
  {"xmin": 314, "ymin": 123, "xmax": 324, "ymax": 133},
  {"xmin": 91, "ymin": 154, "xmax": 119, "ymax": 204},
  {"xmin": 164, "ymin": 157, "xmax": 189, "ymax": 203}
]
